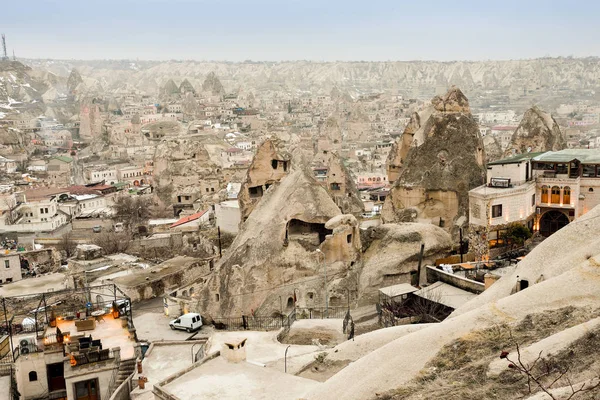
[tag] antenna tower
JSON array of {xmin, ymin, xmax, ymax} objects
[{"xmin": 1, "ymin": 34, "xmax": 8, "ymax": 60}]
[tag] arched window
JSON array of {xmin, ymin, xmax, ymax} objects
[
  {"xmin": 189, "ymin": 287, "xmax": 194, "ymax": 296},
  {"xmin": 29, "ymin": 371, "xmax": 37, "ymax": 382},
  {"xmin": 551, "ymin": 186, "xmax": 560, "ymax": 204},
  {"xmin": 541, "ymin": 186, "xmax": 549, "ymax": 203},
  {"xmin": 563, "ymin": 186, "xmax": 571, "ymax": 204}
]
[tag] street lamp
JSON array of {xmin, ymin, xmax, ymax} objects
[{"xmin": 315, "ymin": 249, "xmax": 328, "ymax": 318}]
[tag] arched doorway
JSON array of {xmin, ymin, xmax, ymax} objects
[{"xmin": 539, "ymin": 210, "xmax": 569, "ymax": 237}]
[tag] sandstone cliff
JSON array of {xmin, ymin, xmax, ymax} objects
[
  {"xmin": 382, "ymin": 87, "xmax": 486, "ymax": 239},
  {"xmin": 503, "ymin": 106, "xmax": 566, "ymax": 157}
]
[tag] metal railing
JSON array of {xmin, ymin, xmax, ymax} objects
[{"xmin": 294, "ymin": 307, "xmax": 349, "ymax": 320}]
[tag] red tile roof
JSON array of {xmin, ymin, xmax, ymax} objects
[{"xmin": 170, "ymin": 210, "xmax": 208, "ymax": 228}]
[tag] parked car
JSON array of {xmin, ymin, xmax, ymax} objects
[
  {"xmin": 92, "ymin": 226, "xmax": 102, "ymax": 233},
  {"xmin": 169, "ymin": 312, "xmax": 203, "ymax": 333}
]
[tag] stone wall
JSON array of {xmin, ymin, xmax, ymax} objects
[{"xmin": 425, "ymin": 265, "xmax": 485, "ymax": 294}]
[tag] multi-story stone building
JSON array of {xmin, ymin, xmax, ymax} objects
[{"xmin": 469, "ymin": 149, "xmax": 600, "ymax": 257}]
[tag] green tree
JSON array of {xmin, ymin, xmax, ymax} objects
[{"xmin": 504, "ymin": 223, "xmax": 532, "ymax": 248}]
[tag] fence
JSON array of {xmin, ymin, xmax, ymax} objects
[
  {"xmin": 295, "ymin": 307, "xmax": 349, "ymax": 320},
  {"xmin": 213, "ymin": 309, "xmax": 296, "ymax": 332}
]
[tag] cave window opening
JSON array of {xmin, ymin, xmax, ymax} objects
[
  {"xmin": 249, "ymin": 186, "xmax": 263, "ymax": 198},
  {"xmin": 347, "ymin": 234, "xmax": 352, "ymax": 244},
  {"xmin": 287, "ymin": 219, "xmax": 333, "ymax": 246},
  {"xmin": 271, "ymin": 160, "xmax": 278, "ymax": 169}
]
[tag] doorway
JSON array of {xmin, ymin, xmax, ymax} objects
[{"xmin": 539, "ymin": 210, "xmax": 569, "ymax": 237}]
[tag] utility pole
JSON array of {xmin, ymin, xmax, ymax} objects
[
  {"xmin": 459, "ymin": 228, "xmax": 464, "ymax": 263},
  {"xmin": 416, "ymin": 243, "xmax": 425, "ymax": 287},
  {"xmin": 1, "ymin": 34, "xmax": 7, "ymax": 61},
  {"xmin": 217, "ymin": 226, "xmax": 222, "ymax": 258}
]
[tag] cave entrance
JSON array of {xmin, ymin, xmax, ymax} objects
[{"xmin": 286, "ymin": 219, "xmax": 333, "ymax": 250}]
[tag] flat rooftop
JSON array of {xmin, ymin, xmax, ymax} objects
[
  {"xmin": 414, "ymin": 281, "xmax": 477, "ymax": 309},
  {"xmin": 0, "ymin": 273, "xmax": 67, "ymax": 297},
  {"xmin": 52, "ymin": 316, "xmax": 136, "ymax": 359},
  {"xmin": 131, "ymin": 342, "xmax": 197, "ymax": 400},
  {"xmin": 161, "ymin": 355, "xmax": 319, "ymax": 400}
]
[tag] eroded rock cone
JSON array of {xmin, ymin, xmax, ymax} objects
[
  {"xmin": 382, "ymin": 86, "xmax": 486, "ymax": 239},
  {"xmin": 503, "ymin": 106, "xmax": 565, "ymax": 157}
]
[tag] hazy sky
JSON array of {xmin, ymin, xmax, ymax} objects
[{"xmin": 2, "ymin": 0, "xmax": 599, "ymax": 61}]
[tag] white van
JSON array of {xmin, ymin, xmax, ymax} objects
[{"xmin": 169, "ymin": 313, "xmax": 203, "ymax": 332}]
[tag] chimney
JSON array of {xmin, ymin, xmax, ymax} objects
[{"xmin": 222, "ymin": 338, "xmax": 247, "ymax": 363}]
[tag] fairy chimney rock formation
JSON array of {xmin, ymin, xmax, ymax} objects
[
  {"xmin": 238, "ymin": 139, "xmax": 291, "ymax": 222},
  {"xmin": 503, "ymin": 106, "xmax": 566, "ymax": 157},
  {"xmin": 431, "ymin": 85, "xmax": 471, "ymax": 113},
  {"xmin": 196, "ymin": 168, "xmax": 361, "ymax": 317},
  {"xmin": 382, "ymin": 87, "xmax": 486, "ymax": 239}
]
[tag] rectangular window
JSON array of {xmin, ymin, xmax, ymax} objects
[
  {"xmin": 40, "ymin": 208, "xmax": 44, "ymax": 214},
  {"xmin": 45, "ymin": 208, "xmax": 48, "ymax": 214},
  {"xmin": 531, "ymin": 194, "xmax": 535, "ymax": 206},
  {"xmin": 492, "ymin": 204, "xmax": 503, "ymax": 218},
  {"xmin": 4, "ymin": 260, "xmax": 9, "ymax": 268}
]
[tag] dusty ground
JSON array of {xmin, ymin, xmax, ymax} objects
[
  {"xmin": 298, "ymin": 357, "xmax": 351, "ymax": 382},
  {"xmin": 0, "ymin": 273, "xmax": 67, "ymax": 297},
  {"xmin": 132, "ymin": 297, "xmax": 207, "ymax": 342},
  {"xmin": 280, "ymin": 319, "xmax": 346, "ymax": 346}
]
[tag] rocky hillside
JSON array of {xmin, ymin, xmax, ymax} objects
[
  {"xmin": 307, "ymin": 205, "xmax": 600, "ymax": 400},
  {"xmin": 24, "ymin": 57, "xmax": 600, "ymax": 95}
]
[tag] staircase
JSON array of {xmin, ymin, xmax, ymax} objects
[{"xmin": 115, "ymin": 357, "xmax": 137, "ymax": 388}]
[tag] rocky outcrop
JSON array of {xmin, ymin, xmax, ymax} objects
[
  {"xmin": 503, "ymin": 106, "xmax": 565, "ymax": 157},
  {"xmin": 152, "ymin": 137, "xmax": 221, "ymax": 207},
  {"xmin": 161, "ymin": 79, "xmax": 179, "ymax": 97},
  {"xmin": 312, "ymin": 150, "xmax": 364, "ymax": 215},
  {"xmin": 431, "ymin": 85, "xmax": 470, "ymax": 113},
  {"xmin": 238, "ymin": 138, "xmax": 291, "ymax": 222},
  {"xmin": 382, "ymin": 87, "xmax": 486, "ymax": 239},
  {"xmin": 66, "ymin": 69, "xmax": 83, "ymax": 94},
  {"xmin": 483, "ymin": 135, "xmax": 504, "ymax": 162},
  {"xmin": 178, "ymin": 78, "xmax": 196, "ymax": 95},
  {"xmin": 358, "ymin": 223, "xmax": 452, "ymax": 304},
  {"xmin": 195, "ymin": 168, "xmax": 361, "ymax": 316},
  {"xmin": 201, "ymin": 72, "xmax": 224, "ymax": 96},
  {"xmin": 386, "ymin": 106, "xmax": 434, "ymax": 183}
]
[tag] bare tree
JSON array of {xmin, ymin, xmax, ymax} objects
[
  {"xmin": 60, "ymin": 231, "xmax": 77, "ymax": 258},
  {"xmin": 112, "ymin": 195, "xmax": 152, "ymax": 229},
  {"xmin": 92, "ymin": 231, "xmax": 132, "ymax": 254},
  {"xmin": 3, "ymin": 195, "xmax": 18, "ymax": 225},
  {"xmin": 501, "ymin": 331, "xmax": 600, "ymax": 399}
]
